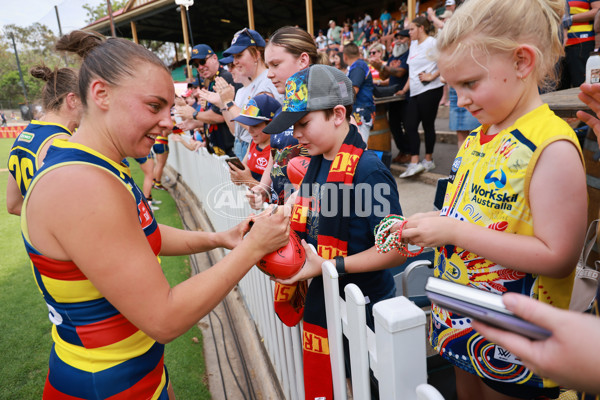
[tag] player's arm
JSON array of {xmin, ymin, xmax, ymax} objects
[
  {"xmin": 158, "ymin": 222, "xmax": 250, "ymax": 256},
  {"xmin": 571, "ymin": 2, "xmax": 600, "ymax": 23},
  {"xmin": 28, "ymin": 165, "xmax": 289, "ymax": 344}
]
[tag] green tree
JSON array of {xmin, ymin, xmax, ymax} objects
[
  {"xmin": 0, "ymin": 24, "xmax": 70, "ymax": 109},
  {"xmin": 83, "ymin": 0, "xmax": 129, "ymax": 24}
]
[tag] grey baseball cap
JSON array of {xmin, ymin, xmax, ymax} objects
[{"xmin": 262, "ymin": 64, "xmax": 354, "ymax": 134}]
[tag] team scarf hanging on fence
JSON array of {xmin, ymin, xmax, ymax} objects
[{"xmin": 277, "ymin": 124, "xmax": 365, "ymax": 400}]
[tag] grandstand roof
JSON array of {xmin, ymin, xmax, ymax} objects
[{"xmin": 83, "ymin": 0, "xmax": 396, "ymax": 53}]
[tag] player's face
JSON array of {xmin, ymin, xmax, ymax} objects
[
  {"xmin": 439, "ymin": 47, "xmax": 524, "ymax": 132},
  {"xmin": 109, "ymin": 63, "xmax": 174, "ymax": 159},
  {"xmin": 265, "ymin": 44, "xmax": 307, "ymax": 94},
  {"xmin": 292, "ymin": 111, "xmax": 338, "ymax": 159}
]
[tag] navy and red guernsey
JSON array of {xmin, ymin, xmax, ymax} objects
[{"xmin": 21, "ymin": 139, "xmax": 168, "ymax": 399}]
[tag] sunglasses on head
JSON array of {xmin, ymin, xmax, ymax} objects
[
  {"xmin": 369, "ymin": 50, "xmax": 379, "ymax": 55},
  {"xmin": 234, "ymin": 28, "xmax": 255, "ymax": 43}
]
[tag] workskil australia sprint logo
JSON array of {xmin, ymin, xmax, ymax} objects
[{"xmin": 471, "ymin": 169, "xmax": 518, "ymax": 210}]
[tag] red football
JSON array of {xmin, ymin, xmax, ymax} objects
[
  {"xmin": 286, "ymin": 156, "xmax": 310, "ymax": 187},
  {"xmin": 257, "ymin": 230, "xmax": 306, "ymax": 279}
]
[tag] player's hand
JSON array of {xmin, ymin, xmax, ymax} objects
[{"xmin": 246, "ymin": 205, "xmax": 290, "ymax": 255}]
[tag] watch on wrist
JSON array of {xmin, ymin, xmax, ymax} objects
[
  {"xmin": 334, "ymin": 256, "xmax": 346, "ymax": 276},
  {"xmin": 193, "ymin": 110, "xmax": 199, "ymax": 120},
  {"xmin": 221, "ymin": 101, "xmax": 235, "ymax": 112}
]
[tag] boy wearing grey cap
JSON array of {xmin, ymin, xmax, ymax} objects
[{"xmin": 263, "ymin": 64, "xmax": 403, "ymax": 399}]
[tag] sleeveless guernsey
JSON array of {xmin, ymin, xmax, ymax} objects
[
  {"xmin": 431, "ymin": 104, "xmax": 583, "ymax": 388},
  {"xmin": 21, "ymin": 139, "xmax": 168, "ymax": 399},
  {"xmin": 8, "ymin": 120, "xmax": 72, "ymax": 197}
]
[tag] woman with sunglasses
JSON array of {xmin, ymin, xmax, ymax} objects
[{"xmin": 175, "ymin": 44, "xmax": 237, "ymax": 157}]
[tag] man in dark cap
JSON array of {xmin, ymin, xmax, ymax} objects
[{"xmin": 175, "ymin": 44, "xmax": 238, "ymax": 156}]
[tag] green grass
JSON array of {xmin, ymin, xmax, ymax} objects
[{"xmin": 0, "ymin": 138, "xmax": 209, "ymax": 399}]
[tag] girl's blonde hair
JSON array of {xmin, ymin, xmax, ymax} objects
[{"xmin": 436, "ymin": 0, "xmax": 564, "ymax": 90}]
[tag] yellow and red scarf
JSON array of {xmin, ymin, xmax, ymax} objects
[{"xmin": 275, "ymin": 125, "xmax": 365, "ymax": 400}]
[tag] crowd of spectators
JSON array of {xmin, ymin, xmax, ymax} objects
[{"xmin": 171, "ymin": 2, "xmax": 469, "ymax": 180}]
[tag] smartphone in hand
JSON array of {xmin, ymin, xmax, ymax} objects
[
  {"xmin": 425, "ymin": 277, "xmax": 551, "ymax": 340},
  {"xmin": 225, "ymin": 157, "xmax": 245, "ymax": 170}
]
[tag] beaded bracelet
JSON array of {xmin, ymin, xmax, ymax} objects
[{"xmin": 374, "ymin": 214, "xmax": 424, "ymax": 257}]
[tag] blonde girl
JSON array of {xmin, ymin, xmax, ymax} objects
[{"xmin": 400, "ymin": 0, "xmax": 588, "ymax": 398}]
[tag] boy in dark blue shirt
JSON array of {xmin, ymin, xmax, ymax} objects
[{"xmin": 264, "ymin": 64, "xmax": 404, "ymax": 400}]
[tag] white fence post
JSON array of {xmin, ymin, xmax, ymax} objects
[
  {"xmin": 322, "ymin": 261, "xmax": 347, "ymax": 400},
  {"xmin": 344, "ymin": 284, "xmax": 371, "ymax": 400},
  {"xmin": 373, "ymin": 296, "xmax": 428, "ymax": 400}
]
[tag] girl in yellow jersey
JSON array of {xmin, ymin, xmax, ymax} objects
[
  {"xmin": 22, "ymin": 30, "xmax": 290, "ymax": 400},
  {"xmin": 395, "ymin": 0, "xmax": 588, "ymax": 399},
  {"xmin": 470, "ymin": 84, "xmax": 600, "ymax": 400}
]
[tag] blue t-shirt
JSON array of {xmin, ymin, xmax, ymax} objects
[
  {"xmin": 348, "ymin": 59, "xmax": 375, "ymax": 116},
  {"xmin": 304, "ymin": 149, "xmax": 401, "ymax": 299}
]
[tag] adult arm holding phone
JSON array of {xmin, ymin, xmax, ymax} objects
[{"xmin": 472, "ymin": 293, "xmax": 600, "ymax": 394}]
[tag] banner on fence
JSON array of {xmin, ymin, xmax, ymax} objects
[{"xmin": 0, "ymin": 125, "xmax": 26, "ymax": 139}]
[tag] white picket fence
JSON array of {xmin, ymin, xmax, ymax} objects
[{"xmin": 167, "ymin": 137, "xmax": 444, "ymax": 400}]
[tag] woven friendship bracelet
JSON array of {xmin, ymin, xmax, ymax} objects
[{"xmin": 374, "ymin": 215, "xmax": 424, "ymax": 257}]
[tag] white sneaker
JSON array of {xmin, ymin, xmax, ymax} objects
[
  {"xmin": 399, "ymin": 162, "xmax": 425, "ymax": 178},
  {"xmin": 151, "ymin": 199, "xmax": 162, "ymax": 205},
  {"xmin": 150, "ymin": 204, "xmax": 160, "ymax": 211},
  {"xmin": 421, "ymin": 159, "xmax": 436, "ymax": 172}
]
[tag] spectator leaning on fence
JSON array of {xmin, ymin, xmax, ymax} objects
[
  {"xmin": 216, "ymin": 28, "xmax": 281, "ymax": 159},
  {"xmin": 245, "ymin": 26, "xmax": 324, "ymax": 208}
]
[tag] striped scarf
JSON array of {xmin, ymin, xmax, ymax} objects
[{"xmin": 275, "ymin": 124, "xmax": 365, "ymax": 400}]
